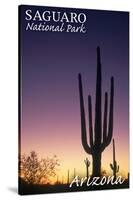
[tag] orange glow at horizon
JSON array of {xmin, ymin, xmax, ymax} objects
[{"xmin": 21, "ymin": 128, "xmax": 129, "ymax": 184}]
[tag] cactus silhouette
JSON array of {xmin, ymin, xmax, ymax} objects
[
  {"xmin": 84, "ymin": 157, "xmax": 90, "ymax": 179},
  {"xmin": 110, "ymin": 139, "xmax": 119, "ymax": 180},
  {"xmin": 78, "ymin": 46, "xmax": 114, "ymax": 177}
]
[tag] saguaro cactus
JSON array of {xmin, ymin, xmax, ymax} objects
[
  {"xmin": 84, "ymin": 157, "xmax": 90, "ymax": 179},
  {"xmin": 110, "ymin": 139, "xmax": 119, "ymax": 180},
  {"xmin": 78, "ymin": 46, "xmax": 114, "ymax": 177}
]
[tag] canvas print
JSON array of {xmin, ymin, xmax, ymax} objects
[{"xmin": 18, "ymin": 5, "xmax": 129, "ymax": 195}]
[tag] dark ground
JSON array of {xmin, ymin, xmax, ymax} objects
[{"xmin": 18, "ymin": 177, "xmax": 129, "ymax": 195}]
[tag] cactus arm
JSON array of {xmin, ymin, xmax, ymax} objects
[
  {"xmin": 113, "ymin": 139, "xmax": 115, "ymax": 164},
  {"xmin": 94, "ymin": 46, "xmax": 102, "ymax": 146},
  {"xmin": 103, "ymin": 92, "xmax": 108, "ymax": 144},
  {"xmin": 78, "ymin": 74, "xmax": 92, "ymax": 154},
  {"xmin": 101, "ymin": 77, "xmax": 114, "ymax": 151},
  {"xmin": 106, "ymin": 77, "xmax": 114, "ymax": 146},
  {"xmin": 88, "ymin": 95, "xmax": 94, "ymax": 147},
  {"xmin": 110, "ymin": 163, "xmax": 114, "ymax": 170}
]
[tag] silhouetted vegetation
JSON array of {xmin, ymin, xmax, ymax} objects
[
  {"xmin": 78, "ymin": 46, "xmax": 114, "ymax": 177},
  {"xmin": 19, "ymin": 151, "xmax": 60, "ymax": 184},
  {"xmin": 84, "ymin": 158, "xmax": 90, "ymax": 179},
  {"xmin": 101, "ymin": 169, "xmax": 107, "ymax": 177},
  {"xmin": 110, "ymin": 139, "xmax": 119, "ymax": 180},
  {"xmin": 19, "ymin": 176, "xmax": 129, "ymax": 195}
]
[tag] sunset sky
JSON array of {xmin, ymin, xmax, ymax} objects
[{"xmin": 20, "ymin": 5, "xmax": 129, "ymax": 183}]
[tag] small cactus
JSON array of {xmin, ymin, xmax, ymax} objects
[
  {"xmin": 110, "ymin": 139, "xmax": 119, "ymax": 180},
  {"xmin": 84, "ymin": 158, "xmax": 90, "ymax": 179}
]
